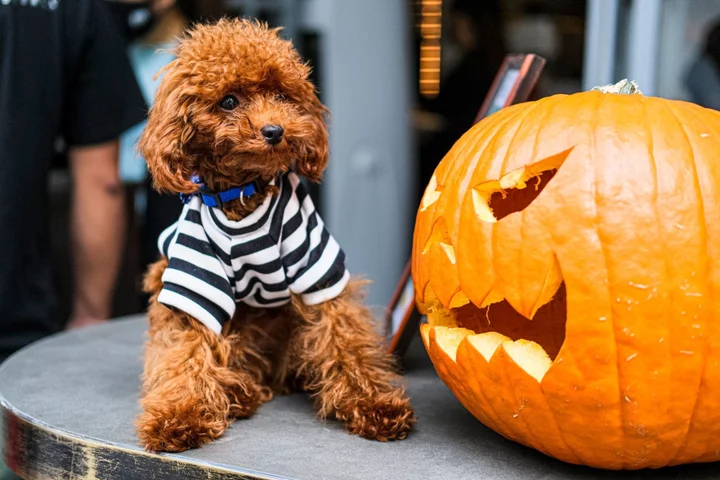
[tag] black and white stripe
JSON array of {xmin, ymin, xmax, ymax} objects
[{"xmin": 157, "ymin": 173, "xmax": 350, "ymax": 334}]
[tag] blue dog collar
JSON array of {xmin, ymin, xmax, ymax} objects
[
  {"xmin": 179, "ymin": 175, "xmax": 260, "ymax": 208},
  {"xmin": 199, "ymin": 183, "xmax": 258, "ymax": 207}
]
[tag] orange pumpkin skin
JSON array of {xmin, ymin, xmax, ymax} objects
[{"xmin": 413, "ymin": 83, "xmax": 720, "ymax": 470}]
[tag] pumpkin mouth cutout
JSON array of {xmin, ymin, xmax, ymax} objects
[
  {"xmin": 424, "ymin": 280, "xmax": 566, "ymax": 383},
  {"xmin": 453, "ymin": 282, "xmax": 566, "ymax": 359}
]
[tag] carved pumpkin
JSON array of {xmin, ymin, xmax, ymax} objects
[{"xmin": 412, "ymin": 80, "xmax": 720, "ymax": 470}]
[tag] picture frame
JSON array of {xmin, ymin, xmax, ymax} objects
[
  {"xmin": 386, "ymin": 262, "xmax": 422, "ymax": 356},
  {"xmin": 385, "ymin": 53, "xmax": 547, "ymax": 357},
  {"xmin": 475, "ymin": 53, "xmax": 546, "ymax": 122}
]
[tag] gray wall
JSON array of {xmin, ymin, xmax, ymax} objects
[{"xmin": 307, "ymin": 0, "xmax": 415, "ymax": 312}]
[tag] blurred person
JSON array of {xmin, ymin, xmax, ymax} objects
[
  {"xmin": 685, "ymin": 19, "xmax": 720, "ymax": 111},
  {"xmin": 505, "ymin": 1, "xmax": 559, "ymax": 70},
  {"xmin": 115, "ymin": 0, "xmax": 202, "ymax": 269},
  {"xmin": 0, "ymin": 0, "xmax": 146, "ymax": 363},
  {"xmin": 0, "ymin": 0, "xmax": 145, "ymax": 478},
  {"xmin": 416, "ymin": 0, "xmax": 506, "ymax": 200}
]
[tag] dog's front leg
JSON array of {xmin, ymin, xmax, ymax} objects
[
  {"xmin": 136, "ymin": 260, "xmax": 261, "ymax": 452},
  {"xmin": 289, "ymin": 279, "xmax": 416, "ymax": 441}
]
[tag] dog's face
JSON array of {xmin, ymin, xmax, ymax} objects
[{"xmin": 139, "ymin": 19, "xmax": 328, "ymax": 193}]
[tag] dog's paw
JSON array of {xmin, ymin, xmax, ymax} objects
[
  {"xmin": 136, "ymin": 403, "xmax": 230, "ymax": 453},
  {"xmin": 345, "ymin": 394, "xmax": 416, "ymax": 441}
]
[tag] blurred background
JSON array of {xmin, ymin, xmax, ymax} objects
[{"xmin": 43, "ymin": 0, "xmax": 720, "ymax": 324}]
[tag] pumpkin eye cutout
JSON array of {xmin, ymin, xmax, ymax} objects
[
  {"xmin": 472, "ymin": 147, "xmax": 572, "ymax": 223},
  {"xmin": 219, "ymin": 95, "xmax": 240, "ymax": 111},
  {"xmin": 488, "ymin": 169, "xmax": 558, "ymax": 221}
]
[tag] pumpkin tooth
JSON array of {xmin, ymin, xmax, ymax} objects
[
  {"xmin": 464, "ymin": 333, "xmax": 552, "ymax": 382},
  {"xmin": 420, "ymin": 323, "xmax": 431, "ymax": 346},
  {"xmin": 432, "ymin": 325, "xmax": 475, "ymax": 361},
  {"xmin": 466, "ymin": 332, "xmax": 509, "ymax": 361},
  {"xmin": 449, "ymin": 290, "xmax": 471, "ymax": 308},
  {"xmin": 421, "ymin": 174, "xmax": 442, "ymax": 211},
  {"xmin": 480, "ymin": 288, "xmax": 505, "ymax": 308},
  {"xmin": 422, "ymin": 217, "xmax": 451, "ymax": 255},
  {"xmin": 439, "ymin": 243, "xmax": 456, "ymax": 264},
  {"xmin": 501, "ymin": 339, "xmax": 552, "ymax": 382}
]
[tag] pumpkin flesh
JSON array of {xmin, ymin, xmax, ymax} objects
[{"xmin": 413, "ymin": 88, "xmax": 720, "ymax": 470}]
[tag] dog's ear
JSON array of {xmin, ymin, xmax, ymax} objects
[
  {"xmin": 138, "ymin": 60, "xmax": 198, "ymax": 194},
  {"xmin": 294, "ymin": 93, "xmax": 329, "ymax": 183}
]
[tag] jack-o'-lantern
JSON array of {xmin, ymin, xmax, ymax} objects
[{"xmin": 412, "ymin": 80, "xmax": 720, "ymax": 470}]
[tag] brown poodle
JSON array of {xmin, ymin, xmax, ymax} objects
[{"xmin": 135, "ymin": 18, "xmax": 415, "ymax": 452}]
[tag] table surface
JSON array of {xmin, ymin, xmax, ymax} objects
[{"xmin": 0, "ymin": 316, "xmax": 719, "ymax": 480}]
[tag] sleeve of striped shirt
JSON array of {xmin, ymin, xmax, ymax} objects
[
  {"xmin": 157, "ymin": 210, "xmax": 235, "ymax": 335},
  {"xmin": 280, "ymin": 176, "xmax": 350, "ymax": 305}
]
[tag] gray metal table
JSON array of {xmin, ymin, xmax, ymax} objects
[{"xmin": 0, "ymin": 316, "xmax": 718, "ymax": 479}]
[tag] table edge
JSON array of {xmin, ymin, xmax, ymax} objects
[{"xmin": 0, "ymin": 395, "xmax": 292, "ymax": 480}]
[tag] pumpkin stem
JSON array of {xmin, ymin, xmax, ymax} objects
[{"xmin": 591, "ymin": 79, "xmax": 643, "ymax": 95}]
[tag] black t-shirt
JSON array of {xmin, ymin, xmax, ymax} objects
[{"xmin": 0, "ymin": 0, "xmax": 146, "ymax": 358}]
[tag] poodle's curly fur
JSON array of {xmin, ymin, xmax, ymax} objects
[{"xmin": 136, "ymin": 18, "xmax": 415, "ymax": 452}]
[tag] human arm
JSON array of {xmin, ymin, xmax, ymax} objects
[
  {"xmin": 66, "ymin": 140, "xmax": 126, "ymax": 329},
  {"xmin": 62, "ymin": 0, "xmax": 147, "ymax": 328}
]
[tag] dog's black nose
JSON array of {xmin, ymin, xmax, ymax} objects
[{"xmin": 261, "ymin": 125, "xmax": 284, "ymax": 145}]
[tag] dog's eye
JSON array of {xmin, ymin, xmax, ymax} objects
[
  {"xmin": 219, "ymin": 95, "xmax": 240, "ymax": 111},
  {"xmin": 277, "ymin": 93, "xmax": 287, "ymax": 101}
]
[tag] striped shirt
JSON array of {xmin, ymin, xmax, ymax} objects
[{"xmin": 157, "ymin": 172, "xmax": 350, "ymax": 334}]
